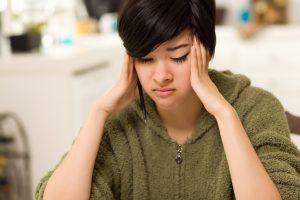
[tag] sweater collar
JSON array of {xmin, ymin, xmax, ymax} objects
[{"xmin": 130, "ymin": 69, "xmax": 251, "ymax": 144}]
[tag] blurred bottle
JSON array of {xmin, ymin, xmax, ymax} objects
[
  {"xmin": 75, "ymin": 0, "xmax": 98, "ymax": 35},
  {"xmin": 40, "ymin": 0, "xmax": 77, "ymax": 48},
  {"xmin": 240, "ymin": 8, "xmax": 252, "ymax": 24},
  {"xmin": 98, "ymin": 12, "xmax": 118, "ymax": 34}
]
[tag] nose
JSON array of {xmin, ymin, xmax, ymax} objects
[{"xmin": 153, "ymin": 62, "xmax": 173, "ymax": 86}]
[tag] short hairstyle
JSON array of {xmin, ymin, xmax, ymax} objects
[{"xmin": 117, "ymin": 0, "xmax": 216, "ymax": 58}]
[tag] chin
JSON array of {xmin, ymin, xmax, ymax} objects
[
  {"xmin": 147, "ymin": 89, "xmax": 194, "ymax": 110},
  {"xmin": 152, "ymin": 96, "xmax": 182, "ymax": 110}
]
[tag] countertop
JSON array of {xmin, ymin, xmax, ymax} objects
[{"xmin": 0, "ymin": 33, "xmax": 123, "ymax": 75}]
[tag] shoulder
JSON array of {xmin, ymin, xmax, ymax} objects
[
  {"xmin": 209, "ymin": 69, "xmax": 285, "ymax": 118},
  {"xmin": 234, "ymin": 85, "xmax": 291, "ymax": 139},
  {"xmin": 235, "ymin": 85, "xmax": 284, "ymax": 113}
]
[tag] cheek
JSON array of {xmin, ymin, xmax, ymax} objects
[
  {"xmin": 178, "ymin": 62, "xmax": 191, "ymax": 80},
  {"xmin": 185, "ymin": 61, "xmax": 191, "ymax": 74},
  {"xmin": 135, "ymin": 66, "xmax": 152, "ymax": 83},
  {"xmin": 175, "ymin": 62, "xmax": 192, "ymax": 90}
]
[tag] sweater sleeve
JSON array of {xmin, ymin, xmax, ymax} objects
[
  {"xmin": 241, "ymin": 88, "xmax": 300, "ymax": 200},
  {"xmin": 34, "ymin": 126, "xmax": 121, "ymax": 200},
  {"xmin": 90, "ymin": 129, "xmax": 121, "ymax": 200}
]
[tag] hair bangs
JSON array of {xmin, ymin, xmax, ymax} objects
[{"xmin": 118, "ymin": 0, "xmax": 190, "ymax": 58}]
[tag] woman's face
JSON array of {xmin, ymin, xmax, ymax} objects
[{"xmin": 135, "ymin": 29, "xmax": 195, "ymax": 110}]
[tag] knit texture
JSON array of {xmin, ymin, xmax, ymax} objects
[{"xmin": 35, "ymin": 69, "xmax": 300, "ymax": 200}]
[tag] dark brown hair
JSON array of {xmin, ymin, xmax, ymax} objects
[{"xmin": 117, "ymin": 0, "xmax": 216, "ymax": 58}]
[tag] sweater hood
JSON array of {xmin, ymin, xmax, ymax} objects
[{"xmin": 129, "ymin": 69, "xmax": 251, "ymax": 144}]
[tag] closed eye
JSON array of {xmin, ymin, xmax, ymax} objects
[
  {"xmin": 172, "ymin": 52, "xmax": 189, "ymax": 63},
  {"xmin": 137, "ymin": 52, "xmax": 190, "ymax": 64},
  {"xmin": 137, "ymin": 58, "xmax": 153, "ymax": 64}
]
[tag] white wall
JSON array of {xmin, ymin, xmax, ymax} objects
[{"xmin": 287, "ymin": 0, "xmax": 300, "ymax": 24}]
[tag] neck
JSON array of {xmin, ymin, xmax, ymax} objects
[{"xmin": 156, "ymin": 93, "xmax": 203, "ymax": 131}]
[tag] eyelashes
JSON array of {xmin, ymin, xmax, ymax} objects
[
  {"xmin": 137, "ymin": 58, "xmax": 152, "ymax": 64},
  {"xmin": 173, "ymin": 53, "xmax": 189, "ymax": 63},
  {"xmin": 137, "ymin": 52, "xmax": 190, "ymax": 64}
]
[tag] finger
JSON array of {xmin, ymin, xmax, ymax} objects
[
  {"xmin": 121, "ymin": 52, "xmax": 130, "ymax": 79},
  {"xmin": 126, "ymin": 53, "xmax": 136, "ymax": 82},
  {"xmin": 195, "ymin": 38, "xmax": 207, "ymax": 74},
  {"xmin": 128, "ymin": 54, "xmax": 135, "ymax": 78},
  {"xmin": 127, "ymin": 56, "xmax": 134, "ymax": 80},
  {"xmin": 199, "ymin": 43, "xmax": 207, "ymax": 74},
  {"xmin": 194, "ymin": 36, "xmax": 202, "ymax": 76},
  {"xmin": 130, "ymin": 58, "xmax": 138, "ymax": 84},
  {"xmin": 191, "ymin": 40, "xmax": 199, "ymax": 78}
]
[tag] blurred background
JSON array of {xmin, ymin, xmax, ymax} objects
[{"xmin": 0, "ymin": 0, "xmax": 299, "ymax": 199}]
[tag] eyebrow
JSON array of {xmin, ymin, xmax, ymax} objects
[{"xmin": 166, "ymin": 44, "xmax": 189, "ymax": 51}]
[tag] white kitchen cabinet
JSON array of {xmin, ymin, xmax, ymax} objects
[{"xmin": 0, "ymin": 33, "xmax": 123, "ymax": 195}]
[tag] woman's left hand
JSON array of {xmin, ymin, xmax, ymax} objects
[{"xmin": 190, "ymin": 36, "xmax": 230, "ymax": 117}]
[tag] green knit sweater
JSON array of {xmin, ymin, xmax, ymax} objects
[{"xmin": 36, "ymin": 69, "xmax": 300, "ymax": 200}]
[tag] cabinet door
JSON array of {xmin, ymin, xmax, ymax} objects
[
  {"xmin": 71, "ymin": 62, "xmax": 117, "ymax": 133},
  {"xmin": 71, "ymin": 46, "xmax": 123, "ymax": 133}
]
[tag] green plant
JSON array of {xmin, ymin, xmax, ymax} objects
[{"xmin": 24, "ymin": 21, "xmax": 46, "ymax": 34}]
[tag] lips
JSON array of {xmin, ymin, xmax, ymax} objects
[
  {"xmin": 154, "ymin": 88, "xmax": 175, "ymax": 92},
  {"xmin": 153, "ymin": 88, "xmax": 176, "ymax": 97}
]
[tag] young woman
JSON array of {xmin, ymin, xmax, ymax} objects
[{"xmin": 36, "ymin": 0, "xmax": 300, "ymax": 199}]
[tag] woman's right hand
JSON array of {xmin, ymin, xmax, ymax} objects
[{"xmin": 93, "ymin": 52, "xmax": 138, "ymax": 116}]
